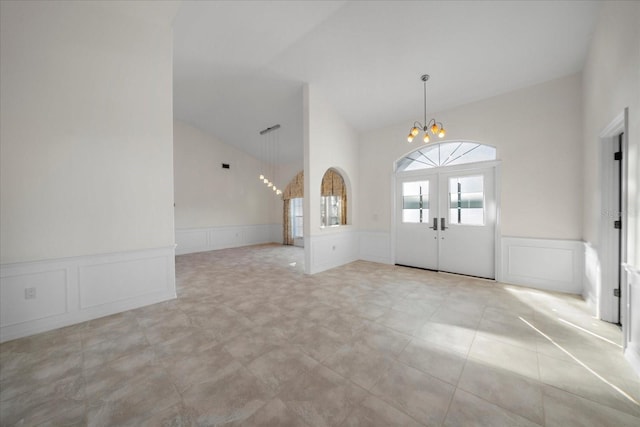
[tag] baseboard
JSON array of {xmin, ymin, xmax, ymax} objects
[
  {"xmin": 0, "ymin": 246, "xmax": 176, "ymax": 343},
  {"xmin": 501, "ymin": 237, "xmax": 584, "ymax": 294},
  {"xmin": 175, "ymin": 224, "xmax": 281, "ymax": 255},
  {"xmin": 623, "ymin": 264, "xmax": 640, "ymax": 377},
  {"xmin": 625, "ymin": 343, "xmax": 640, "ymax": 378}
]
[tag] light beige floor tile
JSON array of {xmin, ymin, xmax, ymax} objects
[
  {"xmin": 397, "ymin": 337, "xmax": 466, "ymax": 386},
  {"xmin": 371, "ymin": 361, "xmax": 455, "ymax": 426},
  {"xmin": 414, "ymin": 321, "xmax": 476, "ymax": 355},
  {"xmin": 443, "ymin": 389, "xmax": 541, "ymax": 427},
  {"xmin": 248, "ymin": 346, "xmax": 318, "ymax": 394},
  {"xmin": 538, "ymin": 353, "xmax": 640, "ymax": 417},
  {"xmin": 290, "ymin": 324, "xmax": 349, "ymax": 363},
  {"xmin": 543, "ymin": 385, "xmax": 640, "ymax": 427},
  {"xmin": 457, "ymin": 359, "xmax": 545, "ymax": 425},
  {"xmin": 86, "ymin": 365, "xmax": 181, "ymax": 426},
  {"xmin": 468, "ymin": 334, "xmax": 540, "ymax": 380},
  {"xmin": 2, "ymin": 245, "xmax": 637, "ymax": 426},
  {"xmin": 181, "ymin": 365, "xmax": 273, "ymax": 425},
  {"xmin": 237, "ymin": 398, "xmax": 311, "ymax": 426},
  {"xmin": 279, "ymin": 364, "xmax": 368, "ymax": 427},
  {"xmin": 341, "ymin": 394, "xmax": 423, "ymax": 427},
  {"xmin": 375, "ymin": 309, "xmax": 430, "ymax": 335},
  {"xmin": 323, "ymin": 341, "xmax": 394, "ymax": 390}
]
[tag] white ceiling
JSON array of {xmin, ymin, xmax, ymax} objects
[{"xmin": 172, "ymin": 0, "xmax": 601, "ymax": 164}]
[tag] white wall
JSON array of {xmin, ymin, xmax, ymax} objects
[
  {"xmin": 581, "ymin": 1, "xmax": 640, "ymax": 372},
  {"xmin": 0, "ymin": 1, "xmax": 177, "ymax": 263},
  {"xmin": 0, "ymin": 1, "xmax": 179, "ymax": 341},
  {"xmin": 582, "ymin": 1, "xmax": 639, "ymax": 266},
  {"xmin": 174, "ymin": 120, "xmax": 282, "ymax": 229},
  {"xmin": 304, "ymin": 85, "xmax": 360, "ymax": 273},
  {"xmin": 173, "ymin": 120, "xmax": 295, "ymax": 254},
  {"xmin": 358, "ymin": 74, "xmax": 583, "ymax": 240}
]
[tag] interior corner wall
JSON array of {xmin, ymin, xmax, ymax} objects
[
  {"xmin": 0, "ymin": 1, "xmax": 177, "ymax": 341},
  {"xmin": 358, "ymin": 74, "xmax": 584, "ymax": 286},
  {"xmin": 581, "ymin": 1, "xmax": 640, "ymax": 372},
  {"xmin": 173, "ymin": 120, "xmax": 283, "ymax": 254},
  {"xmin": 582, "ymin": 1, "xmax": 640, "ymax": 268},
  {"xmin": 304, "ymin": 85, "xmax": 359, "ymax": 274}
]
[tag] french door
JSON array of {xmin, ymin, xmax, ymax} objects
[{"xmin": 396, "ymin": 165, "xmax": 496, "ymax": 279}]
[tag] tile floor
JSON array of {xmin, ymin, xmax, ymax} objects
[{"xmin": 1, "ymin": 244, "xmax": 639, "ymax": 426}]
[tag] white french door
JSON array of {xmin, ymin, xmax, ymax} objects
[{"xmin": 396, "ymin": 165, "xmax": 496, "ymax": 279}]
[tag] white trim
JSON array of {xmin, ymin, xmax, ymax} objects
[
  {"xmin": 597, "ymin": 110, "xmax": 628, "ymax": 326},
  {"xmin": 501, "ymin": 237, "xmax": 584, "ymax": 294},
  {"xmin": 175, "ymin": 224, "xmax": 281, "ymax": 255},
  {"xmin": 623, "ymin": 264, "xmax": 640, "ymax": 376},
  {"xmin": 0, "ymin": 246, "xmax": 176, "ymax": 342}
]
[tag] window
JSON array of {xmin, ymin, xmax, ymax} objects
[
  {"xmin": 290, "ymin": 198, "xmax": 303, "ymax": 238},
  {"xmin": 449, "ymin": 175, "xmax": 484, "ymax": 225},
  {"xmin": 397, "ymin": 142, "xmax": 496, "ymax": 171},
  {"xmin": 320, "ymin": 169, "xmax": 347, "ymax": 227},
  {"xmin": 402, "ymin": 180, "xmax": 429, "ymax": 223}
]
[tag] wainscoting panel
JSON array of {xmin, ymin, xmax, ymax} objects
[
  {"xmin": 0, "ymin": 269, "xmax": 68, "ymax": 327},
  {"xmin": 501, "ymin": 237, "xmax": 584, "ymax": 294},
  {"xmin": 307, "ymin": 229, "xmax": 359, "ymax": 274},
  {"xmin": 359, "ymin": 231, "xmax": 392, "ymax": 264},
  {"xmin": 175, "ymin": 224, "xmax": 281, "ymax": 255},
  {"xmin": 0, "ymin": 246, "xmax": 176, "ymax": 342}
]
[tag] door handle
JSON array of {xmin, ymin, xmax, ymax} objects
[
  {"xmin": 441, "ymin": 217, "xmax": 448, "ymax": 230},
  {"xmin": 430, "ymin": 217, "xmax": 438, "ymax": 230}
]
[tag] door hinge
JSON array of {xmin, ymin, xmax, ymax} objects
[
  {"xmin": 614, "ymin": 289, "xmax": 620, "ymax": 297},
  {"xmin": 614, "ymin": 220, "xmax": 622, "ymax": 229},
  {"xmin": 614, "ymin": 151, "xmax": 622, "ymax": 161}
]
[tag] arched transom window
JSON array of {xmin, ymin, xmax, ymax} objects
[{"xmin": 397, "ymin": 142, "xmax": 496, "ymax": 171}]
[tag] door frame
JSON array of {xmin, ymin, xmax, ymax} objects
[
  {"xmin": 391, "ymin": 158, "xmax": 502, "ymax": 280},
  {"xmin": 598, "ymin": 109, "xmax": 629, "ymax": 335}
]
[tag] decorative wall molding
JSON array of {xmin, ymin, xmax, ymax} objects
[
  {"xmin": 307, "ymin": 229, "xmax": 359, "ymax": 274},
  {"xmin": 359, "ymin": 231, "xmax": 393, "ymax": 265},
  {"xmin": 501, "ymin": 237, "xmax": 584, "ymax": 294},
  {"xmin": 0, "ymin": 246, "xmax": 176, "ymax": 343},
  {"xmin": 623, "ymin": 264, "xmax": 640, "ymax": 376},
  {"xmin": 175, "ymin": 224, "xmax": 281, "ymax": 255}
]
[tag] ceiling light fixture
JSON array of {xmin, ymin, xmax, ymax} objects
[
  {"xmin": 407, "ymin": 74, "xmax": 446, "ymax": 143},
  {"xmin": 258, "ymin": 124, "xmax": 282, "ymax": 196}
]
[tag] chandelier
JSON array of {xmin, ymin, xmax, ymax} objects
[
  {"xmin": 258, "ymin": 124, "xmax": 282, "ymax": 196},
  {"xmin": 407, "ymin": 74, "xmax": 446, "ymax": 143}
]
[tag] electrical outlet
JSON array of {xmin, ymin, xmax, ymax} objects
[{"xmin": 25, "ymin": 287, "xmax": 36, "ymax": 299}]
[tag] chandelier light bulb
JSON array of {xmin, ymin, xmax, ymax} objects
[
  {"xmin": 268, "ymin": 182, "xmax": 273, "ymax": 187},
  {"xmin": 406, "ymin": 74, "xmax": 446, "ymax": 144},
  {"xmin": 263, "ymin": 178, "xmax": 268, "ymax": 184},
  {"xmin": 276, "ymin": 189, "xmax": 282, "ymax": 195},
  {"xmin": 272, "ymin": 186, "xmax": 277, "ymax": 191},
  {"xmin": 259, "ymin": 174, "xmax": 264, "ymax": 180}
]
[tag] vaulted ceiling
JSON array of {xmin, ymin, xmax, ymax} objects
[{"xmin": 172, "ymin": 0, "xmax": 601, "ymax": 164}]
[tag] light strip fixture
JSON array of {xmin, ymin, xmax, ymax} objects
[
  {"xmin": 407, "ymin": 74, "xmax": 446, "ymax": 143},
  {"xmin": 258, "ymin": 124, "xmax": 282, "ymax": 196}
]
